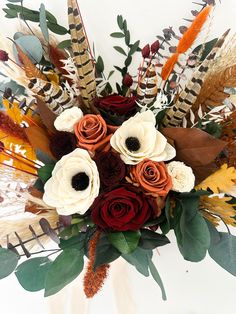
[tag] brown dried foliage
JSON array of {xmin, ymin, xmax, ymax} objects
[
  {"xmin": 216, "ymin": 110, "xmax": 236, "ymax": 167},
  {"xmin": 192, "ymin": 65, "xmax": 236, "ymax": 113},
  {"xmin": 83, "ymin": 231, "xmax": 109, "ymax": 298},
  {"xmin": 0, "ymin": 111, "xmax": 28, "ymax": 142}
]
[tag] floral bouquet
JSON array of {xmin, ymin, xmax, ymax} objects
[{"xmin": 0, "ymin": 0, "xmax": 236, "ymax": 300}]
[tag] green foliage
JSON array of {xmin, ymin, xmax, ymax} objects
[
  {"xmin": 15, "ymin": 257, "xmax": 52, "ymax": 292},
  {"xmin": 57, "ymin": 39, "xmax": 72, "ymax": 50},
  {"xmin": 149, "ymin": 259, "xmax": 167, "ymax": 301},
  {"xmin": 207, "ymin": 222, "xmax": 236, "ymax": 276},
  {"xmin": 0, "ymin": 248, "xmax": 18, "ymax": 279},
  {"xmin": 108, "ymin": 231, "xmax": 141, "ymax": 254},
  {"xmin": 95, "ymin": 56, "xmax": 105, "ymax": 74},
  {"xmin": 123, "ymin": 246, "xmax": 167, "ymax": 300},
  {"xmin": 111, "ymin": 15, "xmax": 140, "ymax": 94},
  {"xmin": 3, "ymin": 3, "xmax": 67, "ymax": 36},
  {"xmin": 36, "ymin": 149, "xmax": 55, "ymax": 165},
  {"xmin": 193, "ymin": 38, "xmax": 218, "ymax": 62},
  {"xmin": 203, "ymin": 121, "xmax": 222, "ymax": 139},
  {"xmin": 138, "ymin": 229, "xmax": 170, "ymax": 250},
  {"xmin": 94, "ymin": 233, "xmax": 121, "ymax": 269},
  {"xmin": 39, "ymin": 3, "xmax": 49, "ymax": 42},
  {"xmin": 37, "ymin": 164, "xmax": 55, "ymax": 183},
  {"xmin": 44, "ymin": 248, "xmax": 84, "ymax": 297},
  {"xmin": 13, "ymin": 35, "xmax": 43, "ymax": 64},
  {"xmin": 173, "ymin": 193, "xmax": 211, "ymax": 262},
  {"xmin": 122, "ymin": 247, "xmax": 151, "ymax": 277}
]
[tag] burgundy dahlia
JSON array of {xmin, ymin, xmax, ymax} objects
[
  {"xmin": 95, "ymin": 151, "xmax": 125, "ymax": 188},
  {"xmin": 49, "ymin": 131, "xmax": 77, "ymax": 160}
]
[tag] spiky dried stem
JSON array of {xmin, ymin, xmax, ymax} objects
[{"xmin": 83, "ymin": 231, "xmax": 109, "ymax": 298}]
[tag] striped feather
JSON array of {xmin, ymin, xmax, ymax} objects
[
  {"xmin": 68, "ymin": 0, "xmax": 96, "ymax": 108},
  {"xmin": 28, "ymin": 78, "xmax": 75, "ymax": 115},
  {"xmin": 137, "ymin": 64, "xmax": 158, "ymax": 105},
  {"xmin": 162, "ymin": 29, "xmax": 230, "ymax": 127}
]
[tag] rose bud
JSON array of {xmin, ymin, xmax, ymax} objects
[
  {"xmin": 142, "ymin": 44, "xmax": 150, "ymax": 58},
  {"xmin": 0, "ymin": 50, "xmax": 9, "ymax": 62},
  {"xmin": 151, "ymin": 40, "xmax": 160, "ymax": 54},
  {"xmin": 123, "ymin": 73, "xmax": 133, "ymax": 87}
]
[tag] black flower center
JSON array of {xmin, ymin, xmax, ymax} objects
[
  {"xmin": 71, "ymin": 172, "xmax": 89, "ymax": 191},
  {"xmin": 125, "ymin": 137, "xmax": 140, "ymax": 152}
]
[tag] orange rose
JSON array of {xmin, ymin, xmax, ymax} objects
[
  {"xmin": 74, "ymin": 114, "xmax": 114, "ymax": 152},
  {"xmin": 127, "ymin": 159, "xmax": 172, "ymax": 197}
]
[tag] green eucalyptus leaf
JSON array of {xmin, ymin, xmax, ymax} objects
[
  {"xmin": 0, "ymin": 248, "xmax": 18, "ymax": 279},
  {"xmin": 6, "ymin": 0, "xmax": 22, "ymax": 2},
  {"xmin": 207, "ymin": 222, "xmax": 236, "ymax": 276},
  {"xmin": 129, "ymin": 40, "xmax": 140, "ymax": 55},
  {"xmin": 35, "ymin": 149, "xmax": 55, "ymax": 165},
  {"xmin": 44, "ymin": 249, "xmax": 84, "ymax": 297},
  {"xmin": 107, "ymin": 70, "xmax": 115, "ymax": 79},
  {"xmin": 3, "ymin": 8, "xmax": 18, "ymax": 18},
  {"xmin": 122, "ymin": 247, "xmax": 152, "ymax": 277},
  {"xmin": 149, "ymin": 259, "xmax": 167, "ymax": 301},
  {"xmin": 139, "ymin": 229, "xmax": 170, "ymax": 250},
  {"xmin": 57, "ymin": 39, "xmax": 71, "ymax": 49},
  {"xmin": 33, "ymin": 178, "xmax": 44, "ymax": 193},
  {"xmin": 15, "ymin": 257, "xmax": 52, "ymax": 292},
  {"xmin": 37, "ymin": 164, "xmax": 55, "ymax": 183},
  {"xmin": 95, "ymin": 56, "xmax": 104, "ymax": 74},
  {"xmin": 14, "ymin": 35, "xmax": 43, "ymax": 64},
  {"xmin": 125, "ymin": 30, "xmax": 130, "ymax": 46},
  {"xmin": 94, "ymin": 234, "xmax": 121, "ymax": 269},
  {"xmin": 117, "ymin": 15, "xmax": 124, "ymax": 30},
  {"xmin": 108, "ymin": 231, "xmax": 141, "ymax": 254},
  {"xmin": 125, "ymin": 55, "xmax": 132, "ymax": 67},
  {"xmin": 47, "ymin": 22, "xmax": 68, "ymax": 35},
  {"xmin": 110, "ymin": 32, "xmax": 125, "ymax": 38},
  {"xmin": 193, "ymin": 38, "xmax": 218, "ymax": 61},
  {"xmin": 59, "ymin": 234, "xmax": 86, "ymax": 251},
  {"xmin": 39, "ymin": 3, "xmax": 49, "ymax": 42},
  {"xmin": 113, "ymin": 46, "xmax": 127, "ymax": 56},
  {"xmin": 175, "ymin": 196, "xmax": 210, "ymax": 262},
  {"xmin": 46, "ymin": 10, "xmax": 58, "ymax": 24}
]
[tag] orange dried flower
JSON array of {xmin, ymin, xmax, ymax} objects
[
  {"xmin": 83, "ymin": 231, "xmax": 109, "ymax": 298},
  {"xmin": 0, "ymin": 111, "xmax": 28, "ymax": 142}
]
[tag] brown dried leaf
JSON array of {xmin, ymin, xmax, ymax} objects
[
  {"xmin": 36, "ymin": 97, "xmax": 57, "ymax": 133},
  {"xmin": 162, "ymin": 127, "xmax": 227, "ymax": 182},
  {"xmin": 25, "ymin": 126, "xmax": 55, "ymax": 160}
]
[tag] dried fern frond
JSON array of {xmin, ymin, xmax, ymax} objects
[{"xmin": 192, "ymin": 64, "xmax": 236, "ymax": 112}]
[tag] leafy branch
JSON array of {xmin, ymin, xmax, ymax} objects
[{"xmin": 111, "ymin": 15, "xmax": 140, "ymax": 95}]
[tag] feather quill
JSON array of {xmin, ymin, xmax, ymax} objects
[{"xmin": 68, "ymin": 0, "xmax": 96, "ymax": 108}]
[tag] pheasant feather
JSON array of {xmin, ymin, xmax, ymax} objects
[
  {"xmin": 162, "ymin": 29, "xmax": 230, "ymax": 127},
  {"xmin": 68, "ymin": 0, "xmax": 96, "ymax": 108},
  {"xmin": 137, "ymin": 64, "xmax": 158, "ymax": 105},
  {"xmin": 28, "ymin": 78, "xmax": 75, "ymax": 115}
]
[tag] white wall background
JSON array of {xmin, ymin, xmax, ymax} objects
[{"xmin": 0, "ymin": 1, "xmax": 236, "ymax": 314}]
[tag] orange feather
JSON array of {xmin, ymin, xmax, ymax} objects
[
  {"xmin": 161, "ymin": 53, "xmax": 179, "ymax": 81},
  {"xmin": 177, "ymin": 5, "xmax": 212, "ymax": 53},
  {"xmin": 161, "ymin": 5, "xmax": 212, "ymax": 81}
]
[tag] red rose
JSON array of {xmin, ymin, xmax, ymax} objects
[
  {"xmin": 95, "ymin": 94, "xmax": 137, "ymax": 116},
  {"xmin": 91, "ymin": 185, "xmax": 154, "ymax": 231}
]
